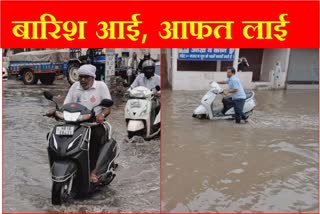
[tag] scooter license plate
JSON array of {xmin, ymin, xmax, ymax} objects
[{"xmin": 56, "ymin": 126, "xmax": 75, "ymax": 135}]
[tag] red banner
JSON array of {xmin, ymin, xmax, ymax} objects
[{"xmin": 1, "ymin": 1, "xmax": 319, "ymax": 48}]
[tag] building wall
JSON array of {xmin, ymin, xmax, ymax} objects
[
  {"xmin": 166, "ymin": 49, "xmax": 173, "ymax": 88},
  {"xmin": 170, "ymin": 48, "xmax": 253, "ymax": 90},
  {"xmin": 287, "ymin": 48, "xmax": 319, "ymax": 83},
  {"xmin": 114, "ymin": 48, "xmax": 160, "ymax": 60},
  {"xmin": 171, "ymin": 70, "xmax": 253, "ymax": 90},
  {"xmin": 161, "ymin": 49, "xmax": 168, "ymax": 88},
  {"xmin": 260, "ymin": 48, "xmax": 290, "ymax": 83}
]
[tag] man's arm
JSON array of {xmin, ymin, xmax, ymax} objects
[
  {"xmin": 96, "ymin": 107, "xmax": 111, "ymax": 123},
  {"xmin": 100, "ymin": 84, "xmax": 112, "ymax": 117},
  {"xmin": 224, "ymin": 80, "xmax": 239, "ymax": 95},
  {"xmin": 96, "ymin": 83, "xmax": 112, "ymax": 123},
  {"xmin": 63, "ymin": 84, "xmax": 75, "ymax": 105},
  {"xmin": 130, "ymin": 75, "xmax": 139, "ymax": 89},
  {"xmin": 101, "ymin": 107, "xmax": 111, "ymax": 117},
  {"xmin": 217, "ymin": 80, "xmax": 226, "ymax": 84},
  {"xmin": 137, "ymin": 60, "xmax": 143, "ymax": 71},
  {"xmin": 225, "ymin": 89, "xmax": 238, "ymax": 94},
  {"xmin": 152, "ymin": 75, "xmax": 161, "ymax": 95},
  {"xmin": 47, "ymin": 85, "xmax": 74, "ymax": 117}
]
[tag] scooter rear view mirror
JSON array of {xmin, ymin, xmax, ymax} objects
[
  {"xmin": 43, "ymin": 91, "xmax": 59, "ymax": 110},
  {"xmin": 43, "ymin": 91, "xmax": 54, "ymax": 101},
  {"xmin": 100, "ymin": 99, "xmax": 114, "ymax": 108}
]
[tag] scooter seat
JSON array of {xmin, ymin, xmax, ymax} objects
[{"xmin": 245, "ymin": 92, "xmax": 253, "ymax": 99}]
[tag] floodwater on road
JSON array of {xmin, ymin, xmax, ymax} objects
[
  {"xmin": 3, "ymin": 79, "xmax": 160, "ymax": 212},
  {"xmin": 162, "ymin": 89, "xmax": 318, "ymax": 212}
]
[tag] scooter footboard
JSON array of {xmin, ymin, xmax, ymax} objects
[
  {"xmin": 95, "ymin": 139, "xmax": 119, "ymax": 176},
  {"xmin": 51, "ymin": 160, "xmax": 77, "ymax": 182}
]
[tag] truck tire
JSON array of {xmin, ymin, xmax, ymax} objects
[
  {"xmin": 22, "ymin": 69, "xmax": 38, "ymax": 85},
  {"xmin": 39, "ymin": 74, "xmax": 55, "ymax": 85},
  {"xmin": 67, "ymin": 63, "xmax": 80, "ymax": 85}
]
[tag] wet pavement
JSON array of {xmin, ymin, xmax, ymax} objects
[
  {"xmin": 162, "ymin": 89, "xmax": 318, "ymax": 212},
  {"xmin": 3, "ymin": 79, "xmax": 160, "ymax": 212}
]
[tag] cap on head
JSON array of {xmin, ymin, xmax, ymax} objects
[{"xmin": 77, "ymin": 64, "xmax": 96, "ymax": 78}]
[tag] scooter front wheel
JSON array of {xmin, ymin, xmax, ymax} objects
[
  {"xmin": 192, "ymin": 114, "xmax": 207, "ymax": 119},
  {"xmin": 128, "ymin": 130, "xmax": 144, "ymax": 139},
  {"xmin": 51, "ymin": 181, "xmax": 70, "ymax": 205}
]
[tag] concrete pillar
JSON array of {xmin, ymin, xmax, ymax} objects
[
  {"xmin": 216, "ymin": 60, "xmax": 221, "ymax": 72},
  {"xmin": 172, "ymin": 48, "xmax": 178, "ymax": 90},
  {"xmin": 233, "ymin": 48, "xmax": 240, "ymax": 72},
  {"xmin": 104, "ymin": 48, "xmax": 115, "ymax": 88}
]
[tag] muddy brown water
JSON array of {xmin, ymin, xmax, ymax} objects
[
  {"xmin": 162, "ymin": 89, "xmax": 318, "ymax": 212},
  {"xmin": 3, "ymin": 79, "xmax": 160, "ymax": 212}
]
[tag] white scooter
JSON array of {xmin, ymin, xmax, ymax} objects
[
  {"xmin": 193, "ymin": 81, "xmax": 256, "ymax": 120},
  {"xmin": 125, "ymin": 86, "xmax": 161, "ymax": 139}
]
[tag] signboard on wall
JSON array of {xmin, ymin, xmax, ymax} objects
[
  {"xmin": 178, "ymin": 48, "xmax": 235, "ymax": 61},
  {"xmin": 104, "ymin": 48, "xmax": 115, "ymax": 77}
]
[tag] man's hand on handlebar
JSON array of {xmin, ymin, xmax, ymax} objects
[
  {"xmin": 45, "ymin": 109, "xmax": 56, "ymax": 117},
  {"xmin": 95, "ymin": 113, "xmax": 105, "ymax": 124},
  {"xmin": 95, "ymin": 108, "xmax": 111, "ymax": 124},
  {"xmin": 154, "ymin": 91, "xmax": 161, "ymax": 97}
]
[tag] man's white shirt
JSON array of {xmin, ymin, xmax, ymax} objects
[{"xmin": 64, "ymin": 81, "xmax": 112, "ymax": 114}]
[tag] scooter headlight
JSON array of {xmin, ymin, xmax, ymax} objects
[{"xmin": 64, "ymin": 111, "xmax": 81, "ymax": 122}]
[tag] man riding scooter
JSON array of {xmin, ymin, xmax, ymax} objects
[
  {"xmin": 129, "ymin": 60, "xmax": 161, "ymax": 133},
  {"xmin": 130, "ymin": 60, "xmax": 160, "ymax": 94},
  {"xmin": 47, "ymin": 64, "xmax": 112, "ymax": 183},
  {"xmin": 217, "ymin": 66, "xmax": 248, "ymax": 124}
]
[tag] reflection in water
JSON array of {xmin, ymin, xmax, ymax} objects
[
  {"xmin": 4, "ymin": 80, "xmax": 160, "ymax": 212},
  {"xmin": 162, "ymin": 89, "xmax": 318, "ymax": 212}
]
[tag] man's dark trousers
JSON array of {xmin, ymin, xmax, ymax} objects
[{"xmin": 232, "ymin": 98, "xmax": 246, "ymax": 123}]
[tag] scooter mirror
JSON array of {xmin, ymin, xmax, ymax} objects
[
  {"xmin": 155, "ymin": 85, "xmax": 161, "ymax": 91},
  {"xmin": 43, "ymin": 91, "xmax": 54, "ymax": 101},
  {"xmin": 100, "ymin": 99, "xmax": 114, "ymax": 108}
]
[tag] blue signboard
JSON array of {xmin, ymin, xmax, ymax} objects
[{"xmin": 178, "ymin": 48, "xmax": 235, "ymax": 61}]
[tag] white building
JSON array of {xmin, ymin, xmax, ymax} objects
[
  {"xmin": 113, "ymin": 48, "xmax": 160, "ymax": 67},
  {"xmin": 162, "ymin": 48, "xmax": 318, "ymax": 90}
]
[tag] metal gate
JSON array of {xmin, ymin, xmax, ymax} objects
[
  {"xmin": 287, "ymin": 49, "xmax": 319, "ymax": 84},
  {"xmin": 238, "ymin": 48, "xmax": 264, "ymax": 81}
]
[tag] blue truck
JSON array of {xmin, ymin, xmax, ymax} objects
[
  {"xmin": 8, "ymin": 49, "xmax": 69, "ymax": 85},
  {"xmin": 7, "ymin": 48, "xmax": 107, "ymax": 85}
]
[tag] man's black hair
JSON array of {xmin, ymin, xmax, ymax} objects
[{"xmin": 227, "ymin": 66, "xmax": 236, "ymax": 74}]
